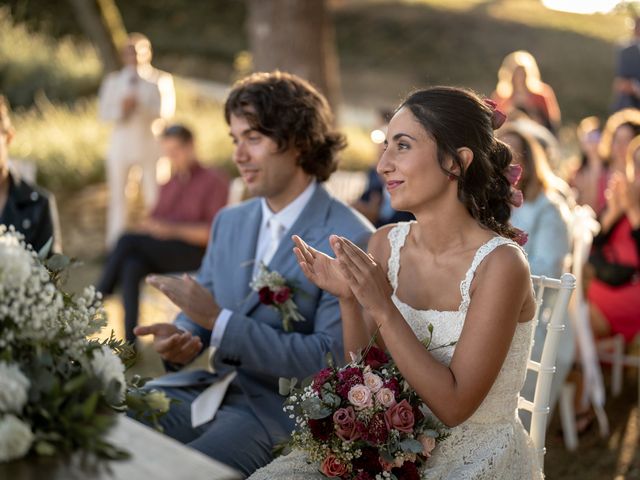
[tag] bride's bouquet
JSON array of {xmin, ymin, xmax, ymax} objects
[
  {"xmin": 0, "ymin": 227, "xmax": 170, "ymax": 463},
  {"xmin": 282, "ymin": 340, "xmax": 449, "ymax": 480}
]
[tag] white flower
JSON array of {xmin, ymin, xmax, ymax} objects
[
  {"xmin": 0, "ymin": 237, "xmax": 32, "ymax": 290},
  {"xmin": 363, "ymin": 372, "xmax": 383, "ymax": 393},
  {"xmin": 90, "ymin": 346, "xmax": 126, "ymax": 403},
  {"xmin": 0, "ymin": 414, "xmax": 33, "ymax": 462},
  {"xmin": 0, "ymin": 362, "xmax": 30, "ymax": 413}
]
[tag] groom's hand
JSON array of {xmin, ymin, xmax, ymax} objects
[
  {"xmin": 146, "ymin": 274, "xmax": 220, "ymax": 330},
  {"xmin": 134, "ymin": 323, "xmax": 202, "ymax": 365}
]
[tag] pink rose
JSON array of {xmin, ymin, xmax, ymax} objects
[
  {"xmin": 363, "ymin": 372, "xmax": 383, "ymax": 393},
  {"xmin": 333, "ymin": 407, "xmax": 360, "ymax": 441},
  {"xmin": 509, "ymin": 187, "xmax": 524, "ymax": 208},
  {"xmin": 375, "ymin": 388, "xmax": 395, "ymax": 408},
  {"xmin": 273, "ymin": 287, "xmax": 291, "ymax": 304},
  {"xmin": 320, "ymin": 454, "xmax": 348, "ymax": 478},
  {"xmin": 348, "ymin": 384, "xmax": 373, "ymax": 410},
  {"xmin": 418, "ymin": 435, "xmax": 437, "ymax": 457},
  {"xmin": 384, "ymin": 399, "xmax": 415, "ymax": 433}
]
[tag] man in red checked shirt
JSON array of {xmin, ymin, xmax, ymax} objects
[{"xmin": 97, "ymin": 124, "xmax": 229, "ymax": 344}]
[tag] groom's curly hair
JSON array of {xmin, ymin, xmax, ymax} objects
[{"xmin": 224, "ymin": 71, "xmax": 345, "ymax": 182}]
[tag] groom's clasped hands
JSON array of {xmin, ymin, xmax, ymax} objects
[{"xmin": 292, "ymin": 234, "xmax": 393, "ymax": 312}]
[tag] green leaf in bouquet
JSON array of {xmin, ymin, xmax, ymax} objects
[
  {"xmin": 45, "ymin": 254, "xmax": 71, "ymax": 272},
  {"xmin": 37, "ymin": 237, "xmax": 53, "ymax": 260},
  {"xmin": 322, "ymin": 392, "xmax": 342, "ymax": 409},
  {"xmin": 278, "ymin": 378, "xmax": 291, "ymax": 396},
  {"xmin": 34, "ymin": 440, "xmax": 57, "ymax": 456},
  {"xmin": 380, "ymin": 449, "xmax": 395, "ymax": 463},
  {"xmin": 300, "ymin": 375, "xmax": 314, "ymax": 389},
  {"xmin": 82, "ymin": 392, "xmax": 100, "ymax": 419},
  {"xmin": 324, "ymin": 352, "xmax": 335, "ymax": 368},
  {"xmin": 399, "ymin": 438, "xmax": 424, "ymax": 454},
  {"xmin": 301, "ymin": 397, "xmax": 331, "ymax": 419},
  {"xmin": 63, "ymin": 373, "xmax": 88, "ymax": 394}
]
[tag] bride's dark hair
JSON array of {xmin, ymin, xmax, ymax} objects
[{"xmin": 400, "ymin": 86, "xmax": 519, "ymax": 240}]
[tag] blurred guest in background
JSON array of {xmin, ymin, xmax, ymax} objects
[
  {"xmin": 587, "ymin": 138, "xmax": 640, "ymax": 345},
  {"xmin": 573, "ymin": 109, "xmax": 640, "ymax": 215},
  {"xmin": 98, "ymin": 33, "xmax": 175, "ymax": 249},
  {"xmin": 612, "ymin": 17, "xmax": 640, "ymax": 111},
  {"xmin": 97, "ymin": 125, "xmax": 228, "ymax": 344},
  {"xmin": 500, "ymin": 125, "xmax": 573, "ymax": 430},
  {"xmin": 492, "ymin": 50, "xmax": 561, "ymax": 134},
  {"xmin": 571, "ymin": 116, "xmax": 604, "ymax": 212},
  {"xmin": 0, "ymin": 95, "xmax": 61, "ymax": 253},
  {"xmin": 352, "ymin": 108, "xmax": 414, "ymax": 227}
]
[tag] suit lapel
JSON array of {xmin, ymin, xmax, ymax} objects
[
  {"xmin": 239, "ymin": 186, "xmax": 332, "ymax": 316},
  {"xmin": 236, "ymin": 201, "xmax": 263, "ymax": 312}
]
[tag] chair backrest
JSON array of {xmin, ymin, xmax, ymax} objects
[{"xmin": 518, "ymin": 273, "xmax": 576, "ymax": 471}]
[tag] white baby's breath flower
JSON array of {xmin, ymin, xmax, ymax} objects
[
  {"xmin": 0, "ymin": 238, "xmax": 32, "ymax": 290},
  {"xmin": 0, "ymin": 362, "xmax": 30, "ymax": 413},
  {"xmin": 90, "ymin": 346, "xmax": 126, "ymax": 403},
  {"xmin": 0, "ymin": 414, "xmax": 33, "ymax": 462}
]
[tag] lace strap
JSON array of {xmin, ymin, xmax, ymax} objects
[
  {"xmin": 386, "ymin": 222, "xmax": 412, "ymax": 291},
  {"xmin": 458, "ymin": 236, "xmax": 519, "ymax": 313}
]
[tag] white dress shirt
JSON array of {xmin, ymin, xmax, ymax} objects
[{"xmin": 210, "ymin": 181, "xmax": 317, "ymax": 348}]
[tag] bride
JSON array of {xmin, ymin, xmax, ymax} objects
[{"xmin": 249, "ymin": 86, "xmax": 543, "ymax": 479}]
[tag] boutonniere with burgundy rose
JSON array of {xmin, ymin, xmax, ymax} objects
[{"xmin": 250, "ymin": 263, "xmax": 305, "ymax": 331}]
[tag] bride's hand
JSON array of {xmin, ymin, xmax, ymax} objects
[
  {"xmin": 333, "ymin": 236, "xmax": 394, "ymax": 316},
  {"xmin": 292, "ymin": 235, "xmax": 353, "ymax": 299}
]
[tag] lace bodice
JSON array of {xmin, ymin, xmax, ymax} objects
[
  {"xmin": 387, "ymin": 222, "xmax": 535, "ymax": 425},
  {"xmin": 249, "ymin": 222, "xmax": 543, "ymax": 480}
]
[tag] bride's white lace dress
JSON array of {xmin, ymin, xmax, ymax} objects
[{"xmin": 249, "ymin": 222, "xmax": 544, "ymax": 479}]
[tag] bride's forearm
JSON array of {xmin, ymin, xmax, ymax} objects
[{"xmin": 339, "ymin": 297, "xmax": 375, "ymax": 361}]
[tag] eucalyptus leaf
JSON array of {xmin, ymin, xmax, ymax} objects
[
  {"xmin": 380, "ymin": 449, "xmax": 395, "ymax": 462},
  {"xmin": 35, "ymin": 440, "xmax": 56, "ymax": 456},
  {"xmin": 37, "ymin": 237, "xmax": 53, "ymax": 260},
  {"xmin": 322, "ymin": 392, "xmax": 342, "ymax": 409},
  {"xmin": 399, "ymin": 438, "xmax": 424, "ymax": 454},
  {"xmin": 300, "ymin": 397, "xmax": 331, "ymax": 419},
  {"xmin": 279, "ymin": 378, "xmax": 292, "ymax": 396},
  {"xmin": 45, "ymin": 254, "xmax": 71, "ymax": 272}
]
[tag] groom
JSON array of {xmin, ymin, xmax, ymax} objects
[{"xmin": 134, "ymin": 71, "xmax": 373, "ymax": 477}]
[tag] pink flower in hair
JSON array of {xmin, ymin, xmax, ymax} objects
[
  {"xmin": 509, "ymin": 188, "xmax": 524, "ymax": 208},
  {"xmin": 514, "ymin": 228, "xmax": 529, "ymax": 246},
  {"xmin": 505, "ymin": 164, "xmax": 522, "ymax": 187},
  {"xmin": 483, "ymin": 98, "xmax": 507, "ymax": 129}
]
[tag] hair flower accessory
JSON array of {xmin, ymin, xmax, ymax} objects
[
  {"xmin": 513, "ymin": 227, "xmax": 529, "ymax": 246},
  {"xmin": 483, "ymin": 98, "xmax": 507, "ymax": 130},
  {"xmin": 505, "ymin": 163, "xmax": 522, "ymax": 187}
]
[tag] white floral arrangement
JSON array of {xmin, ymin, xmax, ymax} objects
[{"xmin": 0, "ymin": 226, "xmax": 170, "ymax": 462}]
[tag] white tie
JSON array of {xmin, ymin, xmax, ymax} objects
[{"xmin": 262, "ymin": 218, "xmax": 285, "ymax": 267}]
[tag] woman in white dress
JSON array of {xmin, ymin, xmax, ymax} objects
[{"xmin": 249, "ymin": 87, "xmax": 543, "ymax": 479}]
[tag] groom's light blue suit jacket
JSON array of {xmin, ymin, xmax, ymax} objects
[{"xmin": 163, "ymin": 185, "xmax": 373, "ymax": 441}]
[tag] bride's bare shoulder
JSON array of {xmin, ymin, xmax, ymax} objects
[{"xmin": 367, "ymin": 223, "xmax": 402, "ymax": 266}]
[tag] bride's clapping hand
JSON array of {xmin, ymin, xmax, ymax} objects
[
  {"xmin": 333, "ymin": 236, "xmax": 394, "ymax": 313},
  {"xmin": 292, "ymin": 235, "xmax": 353, "ymax": 299}
]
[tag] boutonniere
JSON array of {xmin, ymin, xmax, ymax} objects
[{"xmin": 250, "ymin": 263, "xmax": 305, "ymax": 332}]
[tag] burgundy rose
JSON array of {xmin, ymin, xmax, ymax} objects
[
  {"xmin": 412, "ymin": 404, "xmax": 424, "ymax": 423},
  {"xmin": 363, "ymin": 346, "xmax": 389, "ymax": 370},
  {"xmin": 384, "ymin": 399, "xmax": 415, "ymax": 433},
  {"xmin": 357, "ymin": 412, "xmax": 388, "ymax": 445},
  {"xmin": 320, "ymin": 454, "xmax": 348, "ymax": 478},
  {"xmin": 312, "ymin": 367, "xmax": 334, "ymax": 393},
  {"xmin": 273, "ymin": 287, "xmax": 291, "ymax": 304},
  {"xmin": 393, "ymin": 461, "xmax": 420, "ymax": 480},
  {"xmin": 258, "ymin": 287, "xmax": 274, "ymax": 305},
  {"xmin": 336, "ymin": 367, "xmax": 364, "ymax": 398},
  {"xmin": 353, "ymin": 472, "xmax": 374, "ymax": 480},
  {"xmin": 353, "ymin": 447, "xmax": 382, "ymax": 475},
  {"xmin": 383, "ymin": 378, "xmax": 401, "ymax": 397},
  {"xmin": 333, "ymin": 406, "xmax": 360, "ymax": 441},
  {"xmin": 307, "ymin": 417, "xmax": 333, "ymax": 441}
]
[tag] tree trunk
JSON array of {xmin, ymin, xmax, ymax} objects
[
  {"xmin": 67, "ymin": 0, "xmax": 127, "ymax": 73},
  {"xmin": 247, "ymin": 0, "xmax": 341, "ymax": 110}
]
